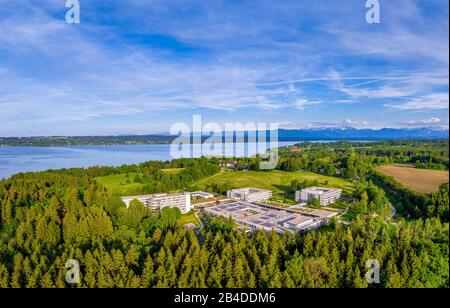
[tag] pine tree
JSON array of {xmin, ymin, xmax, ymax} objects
[
  {"xmin": 11, "ymin": 254, "xmax": 24, "ymax": 288},
  {"xmin": 40, "ymin": 272, "xmax": 54, "ymax": 288},
  {"xmin": 281, "ymin": 271, "xmax": 295, "ymax": 288},
  {"xmin": 141, "ymin": 256, "xmax": 155, "ymax": 288},
  {"xmin": 303, "ymin": 257, "xmax": 328, "ymax": 288},
  {"xmin": 353, "ymin": 266, "xmax": 368, "ymax": 288},
  {"xmin": 386, "ymin": 259, "xmax": 403, "ymax": 288},
  {"xmin": 128, "ymin": 275, "xmax": 141, "ymax": 288},
  {"xmin": 0, "ymin": 264, "xmax": 10, "ymax": 288},
  {"xmin": 206, "ymin": 256, "xmax": 223, "ymax": 288}
]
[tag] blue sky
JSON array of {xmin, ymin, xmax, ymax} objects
[{"xmin": 0, "ymin": 0, "xmax": 448, "ymax": 136}]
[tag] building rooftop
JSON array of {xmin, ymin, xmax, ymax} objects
[
  {"xmin": 309, "ymin": 209, "xmax": 339, "ymax": 219},
  {"xmin": 284, "ymin": 216, "xmax": 314, "ymax": 226},
  {"xmin": 205, "ymin": 201, "xmax": 328, "ymax": 233},
  {"xmin": 300, "ymin": 187, "xmax": 342, "ymax": 194},
  {"xmin": 230, "ymin": 187, "xmax": 271, "ymax": 194},
  {"xmin": 191, "ymin": 191, "xmax": 214, "ymax": 198},
  {"xmin": 122, "ymin": 192, "xmax": 188, "ymax": 200}
]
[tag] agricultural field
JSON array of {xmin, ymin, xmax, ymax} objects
[
  {"xmin": 378, "ymin": 165, "xmax": 449, "ymax": 194},
  {"xmin": 193, "ymin": 170, "xmax": 354, "ymax": 202}
]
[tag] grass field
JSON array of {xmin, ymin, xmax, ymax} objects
[
  {"xmin": 378, "ymin": 164, "xmax": 449, "ymax": 193},
  {"xmin": 178, "ymin": 211, "xmax": 199, "ymax": 226},
  {"xmin": 193, "ymin": 170, "xmax": 354, "ymax": 202},
  {"xmin": 97, "ymin": 168, "xmax": 355, "ymax": 203},
  {"xmin": 162, "ymin": 168, "xmax": 185, "ymax": 174},
  {"xmin": 95, "ymin": 172, "xmax": 145, "ymax": 195},
  {"xmin": 96, "ymin": 168, "xmax": 185, "ymax": 195}
]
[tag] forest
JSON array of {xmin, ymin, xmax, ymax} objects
[
  {"xmin": 277, "ymin": 140, "xmax": 449, "ymax": 178},
  {"xmin": 276, "ymin": 140, "xmax": 449, "ymax": 220},
  {"xmin": 0, "ymin": 141, "xmax": 448, "ymax": 288},
  {"xmin": 0, "ymin": 171, "xmax": 448, "ymax": 288},
  {"xmin": 0, "ymin": 135, "xmax": 176, "ymax": 147}
]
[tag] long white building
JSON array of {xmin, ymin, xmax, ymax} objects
[
  {"xmin": 295, "ymin": 187, "xmax": 342, "ymax": 206},
  {"xmin": 227, "ymin": 188, "xmax": 272, "ymax": 203},
  {"xmin": 204, "ymin": 201, "xmax": 325, "ymax": 234},
  {"xmin": 122, "ymin": 192, "xmax": 191, "ymax": 214},
  {"xmin": 191, "ymin": 191, "xmax": 215, "ymax": 199}
]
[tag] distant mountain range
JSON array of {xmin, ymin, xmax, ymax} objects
[
  {"xmin": 276, "ymin": 126, "xmax": 449, "ymax": 141},
  {"xmin": 1, "ymin": 127, "xmax": 448, "ymax": 146}
]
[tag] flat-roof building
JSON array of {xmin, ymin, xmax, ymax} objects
[
  {"xmin": 282, "ymin": 216, "xmax": 315, "ymax": 230},
  {"xmin": 122, "ymin": 192, "xmax": 191, "ymax": 214},
  {"xmin": 295, "ymin": 187, "xmax": 342, "ymax": 206},
  {"xmin": 227, "ymin": 188, "xmax": 272, "ymax": 203},
  {"xmin": 205, "ymin": 201, "xmax": 326, "ymax": 233},
  {"xmin": 191, "ymin": 191, "xmax": 215, "ymax": 199}
]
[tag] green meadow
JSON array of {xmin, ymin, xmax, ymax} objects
[
  {"xmin": 96, "ymin": 168, "xmax": 354, "ymax": 204},
  {"xmin": 95, "ymin": 172, "xmax": 144, "ymax": 195},
  {"xmin": 193, "ymin": 170, "xmax": 354, "ymax": 202},
  {"xmin": 95, "ymin": 168, "xmax": 186, "ymax": 195}
]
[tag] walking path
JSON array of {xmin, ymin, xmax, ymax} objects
[{"xmin": 194, "ymin": 211, "xmax": 204, "ymax": 233}]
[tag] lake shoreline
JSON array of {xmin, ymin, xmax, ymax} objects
[{"xmin": 0, "ymin": 142, "xmax": 299, "ymax": 179}]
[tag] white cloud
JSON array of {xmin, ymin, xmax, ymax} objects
[
  {"xmin": 344, "ymin": 118, "xmax": 355, "ymax": 125},
  {"xmin": 385, "ymin": 93, "xmax": 449, "ymax": 110},
  {"xmin": 294, "ymin": 99, "xmax": 321, "ymax": 110},
  {"xmin": 403, "ymin": 117, "xmax": 449, "ymax": 128},
  {"xmin": 0, "ymin": 0, "xmax": 448, "ymax": 136},
  {"xmin": 306, "ymin": 119, "xmax": 372, "ymax": 129},
  {"xmin": 329, "ymin": 0, "xmax": 449, "ymax": 66},
  {"xmin": 335, "ymin": 71, "xmax": 449, "ymax": 101}
]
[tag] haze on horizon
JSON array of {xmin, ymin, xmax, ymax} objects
[{"xmin": 0, "ymin": 0, "xmax": 448, "ymax": 137}]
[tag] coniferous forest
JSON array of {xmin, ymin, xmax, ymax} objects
[
  {"xmin": 1, "ymin": 0, "xmax": 449, "ymax": 293},
  {"xmin": 0, "ymin": 141, "xmax": 448, "ymax": 289}
]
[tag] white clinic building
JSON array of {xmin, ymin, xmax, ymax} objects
[
  {"xmin": 191, "ymin": 191, "xmax": 215, "ymax": 199},
  {"xmin": 295, "ymin": 187, "xmax": 342, "ymax": 206},
  {"xmin": 282, "ymin": 216, "xmax": 322, "ymax": 231},
  {"xmin": 122, "ymin": 192, "xmax": 191, "ymax": 214},
  {"xmin": 227, "ymin": 188, "xmax": 272, "ymax": 203}
]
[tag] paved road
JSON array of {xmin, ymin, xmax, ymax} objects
[
  {"xmin": 390, "ymin": 205, "xmax": 397, "ymax": 218},
  {"xmin": 194, "ymin": 211, "xmax": 204, "ymax": 233}
]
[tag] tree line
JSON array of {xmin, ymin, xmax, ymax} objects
[
  {"xmin": 0, "ymin": 168, "xmax": 448, "ymax": 288},
  {"xmin": 277, "ymin": 140, "xmax": 449, "ymax": 181},
  {"xmin": 372, "ymin": 172, "xmax": 449, "ymax": 222}
]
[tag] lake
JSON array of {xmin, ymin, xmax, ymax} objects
[{"xmin": 0, "ymin": 142, "xmax": 299, "ymax": 179}]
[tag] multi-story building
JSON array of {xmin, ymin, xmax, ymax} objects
[
  {"xmin": 204, "ymin": 201, "xmax": 326, "ymax": 233},
  {"xmin": 191, "ymin": 191, "xmax": 215, "ymax": 199},
  {"xmin": 122, "ymin": 192, "xmax": 191, "ymax": 214},
  {"xmin": 227, "ymin": 187, "xmax": 272, "ymax": 203},
  {"xmin": 295, "ymin": 187, "xmax": 342, "ymax": 206}
]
